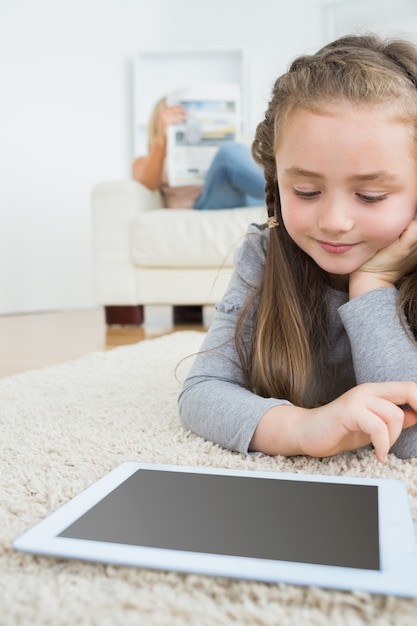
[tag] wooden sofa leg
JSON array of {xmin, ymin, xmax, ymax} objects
[
  {"xmin": 173, "ymin": 305, "xmax": 203, "ymax": 325},
  {"xmin": 104, "ymin": 305, "xmax": 144, "ymax": 326}
]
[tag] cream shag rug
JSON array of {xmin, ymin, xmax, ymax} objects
[{"xmin": 1, "ymin": 330, "xmax": 417, "ymax": 626}]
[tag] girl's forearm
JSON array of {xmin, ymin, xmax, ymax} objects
[
  {"xmin": 249, "ymin": 405, "xmax": 306, "ymax": 456},
  {"xmin": 349, "ymin": 271, "xmax": 394, "ymax": 299}
]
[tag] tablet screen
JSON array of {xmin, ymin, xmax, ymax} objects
[{"xmin": 59, "ymin": 469, "xmax": 380, "ymax": 570}]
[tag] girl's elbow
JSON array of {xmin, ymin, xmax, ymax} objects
[
  {"xmin": 177, "ymin": 388, "xmax": 200, "ymax": 433},
  {"xmin": 177, "ymin": 391, "xmax": 190, "ymax": 428}
]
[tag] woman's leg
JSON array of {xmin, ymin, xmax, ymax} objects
[{"xmin": 193, "ymin": 142, "xmax": 265, "ymax": 210}]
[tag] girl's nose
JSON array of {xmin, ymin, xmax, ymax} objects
[{"xmin": 317, "ymin": 200, "xmax": 354, "ymax": 233}]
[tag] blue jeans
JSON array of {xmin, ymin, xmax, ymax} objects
[{"xmin": 193, "ymin": 142, "xmax": 265, "ymax": 210}]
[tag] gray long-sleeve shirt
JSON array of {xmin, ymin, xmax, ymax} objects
[{"xmin": 178, "ymin": 223, "xmax": 417, "ymax": 458}]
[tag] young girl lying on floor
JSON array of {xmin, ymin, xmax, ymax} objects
[{"xmin": 178, "ymin": 33, "xmax": 417, "ymax": 462}]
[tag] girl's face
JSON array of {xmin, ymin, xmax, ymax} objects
[{"xmin": 276, "ymin": 102, "xmax": 417, "ymax": 279}]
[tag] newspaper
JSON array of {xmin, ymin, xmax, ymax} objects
[{"xmin": 166, "ymin": 84, "xmax": 241, "ymax": 187}]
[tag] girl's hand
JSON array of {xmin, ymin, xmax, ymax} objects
[
  {"xmin": 297, "ymin": 381, "xmax": 417, "ymax": 462},
  {"xmin": 350, "ymin": 220, "xmax": 417, "ymax": 296},
  {"xmin": 250, "ymin": 382, "xmax": 417, "ymax": 461}
]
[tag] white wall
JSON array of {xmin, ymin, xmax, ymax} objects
[
  {"xmin": 323, "ymin": 0, "xmax": 417, "ymax": 41},
  {"xmin": 5, "ymin": 0, "xmax": 415, "ymax": 314},
  {"xmin": 0, "ymin": 0, "xmax": 417, "ymax": 314},
  {"xmin": 0, "ymin": 0, "xmax": 326, "ymax": 314}
]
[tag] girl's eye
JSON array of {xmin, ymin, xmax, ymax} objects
[
  {"xmin": 357, "ymin": 193, "xmax": 388, "ymax": 203},
  {"xmin": 293, "ymin": 189, "xmax": 320, "ymax": 199}
]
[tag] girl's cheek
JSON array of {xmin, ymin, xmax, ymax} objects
[{"xmin": 280, "ymin": 201, "xmax": 301, "ymax": 230}]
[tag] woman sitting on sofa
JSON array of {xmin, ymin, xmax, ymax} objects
[{"xmin": 132, "ymin": 97, "xmax": 265, "ymax": 210}]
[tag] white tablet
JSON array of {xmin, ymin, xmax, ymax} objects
[{"xmin": 14, "ymin": 463, "xmax": 417, "ymax": 597}]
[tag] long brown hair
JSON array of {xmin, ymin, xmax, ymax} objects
[{"xmin": 236, "ymin": 33, "xmax": 417, "ymax": 407}]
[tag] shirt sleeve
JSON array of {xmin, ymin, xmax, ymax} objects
[
  {"xmin": 178, "ymin": 224, "xmax": 290, "ymax": 455},
  {"xmin": 338, "ymin": 287, "xmax": 417, "ymax": 458}
]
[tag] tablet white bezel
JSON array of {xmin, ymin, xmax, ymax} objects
[{"xmin": 13, "ymin": 462, "xmax": 417, "ymax": 597}]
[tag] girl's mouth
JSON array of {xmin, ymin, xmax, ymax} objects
[{"xmin": 317, "ymin": 241, "xmax": 357, "ymax": 254}]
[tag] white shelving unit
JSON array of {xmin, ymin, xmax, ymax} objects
[{"xmin": 132, "ymin": 47, "xmax": 248, "ymax": 158}]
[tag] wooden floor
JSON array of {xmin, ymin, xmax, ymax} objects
[{"xmin": 0, "ymin": 306, "xmax": 213, "ymax": 378}]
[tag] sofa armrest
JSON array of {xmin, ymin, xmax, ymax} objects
[
  {"xmin": 91, "ymin": 181, "xmax": 163, "ymax": 304},
  {"xmin": 92, "ymin": 180, "xmax": 164, "ymax": 214}
]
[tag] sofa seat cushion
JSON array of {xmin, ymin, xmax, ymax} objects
[{"xmin": 131, "ymin": 206, "xmax": 265, "ymax": 268}]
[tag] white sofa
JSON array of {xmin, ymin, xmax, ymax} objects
[{"xmin": 91, "ymin": 180, "xmax": 265, "ymax": 324}]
